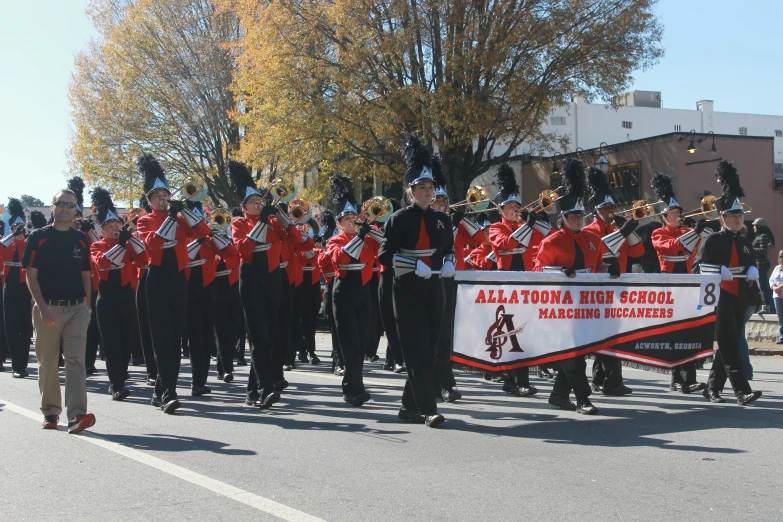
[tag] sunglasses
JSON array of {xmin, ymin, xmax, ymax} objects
[{"xmin": 54, "ymin": 201, "xmax": 77, "ymax": 210}]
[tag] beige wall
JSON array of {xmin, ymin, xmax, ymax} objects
[{"xmin": 518, "ymin": 135, "xmax": 781, "ymax": 264}]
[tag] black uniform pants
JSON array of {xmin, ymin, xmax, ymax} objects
[
  {"xmin": 365, "ymin": 273, "xmax": 383, "ymax": 358},
  {"xmin": 333, "ymin": 275, "xmax": 370, "ymax": 396},
  {"xmin": 3, "ymin": 276, "xmax": 32, "ymax": 372},
  {"xmin": 379, "ymin": 272, "xmax": 402, "ymax": 365},
  {"xmin": 96, "ymin": 280, "xmax": 135, "ymax": 390},
  {"xmin": 136, "ymin": 271, "xmax": 157, "ymax": 380},
  {"xmin": 214, "ymin": 276, "xmax": 240, "ymax": 376},
  {"xmin": 236, "ymin": 314, "xmax": 247, "ymax": 361},
  {"xmin": 434, "ymin": 277, "xmax": 457, "ymax": 391},
  {"xmin": 0, "ymin": 290, "xmax": 6, "ymax": 363},
  {"xmin": 85, "ymin": 288, "xmax": 99, "ymax": 371},
  {"xmin": 324, "ymin": 279, "xmax": 343, "ymax": 369},
  {"xmin": 300, "ymin": 275, "xmax": 321, "ymax": 356},
  {"xmin": 241, "ymin": 261, "xmax": 281, "ymax": 399},
  {"xmin": 186, "ymin": 269, "xmax": 216, "ymax": 388},
  {"xmin": 289, "ymin": 282, "xmax": 302, "ymax": 362},
  {"xmin": 146, "ymin": 252, "xmax": 187, "ymax": 403},
  {"xmin": 708, "ymin": 291, "xmax": 753, "ymax": 395},
  {"xmin": 393, "ymin": 276, "xmax": 443, "ymax": 415},
  {"xmin": 592, "ymin": 354, "xmax": 624, "ymax": 390},
  {"xmin": 552, "ymin": 356, "xmax": 592, "ymax": 401},
  {"xmin": 278, "ymin": 270, "xmax": 293, "ymax": 368}
]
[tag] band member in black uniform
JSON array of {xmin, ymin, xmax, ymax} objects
[
  {"xmin": 534, "ymin": 159, "xmax": 611, "ymax": 415},
  {"xmin": 317, "ymin": 210, "xmax": 345, "ymax": 375},
  {"xmin": 696, "ymin": 160, "xmax": 762, "ymax": 406},
  {"xmin": 135, "ymin": 154, "xmax": 211, "ymax": 414},
  {"xmin": 327, "ymin": 175, "xmax": 375, "ymax": 406},
  {"xmin": 650, "ymin": 173, "xmax": 710, "ymax": 394},
  {"xmin": 89, "ymin": 188, "xmax": 148, "ymax": 400},
  {"xmin": 2, "ymin": 198, "xmax": 32, "ymax": 378},
  {"xmin": 378, "ymin": 133, "xmax": 455, "ymax": 428},
  {"xmin": 584, "ymin": 167, "xmax": 643, "ymax": 396}
]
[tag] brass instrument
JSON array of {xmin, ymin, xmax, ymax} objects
[
  {"xmin": 682, "ymin": 195, "xmax": 751, "ymax": 221},
  {"xmin": 611, "ymin": 200, "xmax": 666, "ymax": 226},
  {"xmin": 288, "ymin": 198, "xmax": 311, "ymax": 225},
  {"xmin": 127, "ymin": 208, "xmax": 147, "ymax": 228},
  {"xmin": 168, "ymin": 177, "xmax": 208, "ymax": 203},
  {"xmin": 257, "ymin": 178, "xmax": 297, "ymax": 205},
  {"xmin": 450, "ymin": 186, "xmax": 493, "ymax": 212},
  {"xmin": 208, "ymin": 207, "xmax": 232, "ymax": 231},
  {"xmin": 358, "ymin": 196, "xmax": 394, "ymax": 224},
  {"xmin": 520, "ymin": 187, "xmax": 562, "ymax": 215}
]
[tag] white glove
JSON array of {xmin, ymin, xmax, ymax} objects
[
  {"xmin": 415, "ymin": 260, "xmax": 432, "ymax": 279},
  {"xmin": 720, "ymin": 265, "xmax": 734, "ymax": 282},
  {"xmin": 746, "ymin": 266, "xmax": 759, "ymax": 281},
  {"xmin": 440, "ymin": 260, "xmax": 456, "ymax": 278}
]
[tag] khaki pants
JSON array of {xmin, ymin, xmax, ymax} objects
[{"xmin": 33, "ymin": 302, "xmax": 91, "ymax": 419}]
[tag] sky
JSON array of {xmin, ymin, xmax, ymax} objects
[{"xmin": 0, "ymin": 0, "xmax": 781, "ymax": 207}]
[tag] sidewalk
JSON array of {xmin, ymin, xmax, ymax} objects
[{"xmin": 746, "ymin": 341, "xmax": 783, "ymax": 356}]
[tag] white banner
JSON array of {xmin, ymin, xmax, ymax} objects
[{"xmin": 451, "ymin": 272, "xmax": 719, "ymax": 371}]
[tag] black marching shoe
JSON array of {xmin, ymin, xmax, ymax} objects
[
  {"xmin": 298, "ymin": 353, "xmax": 309, "ymax": 364},
  {"xmin": 548, "ymin": 394, "xmax": 577, "ymax": 411},
  {"xmin": 393, "ymin": 363, "xmax": 406, "ymax": 374},
  {"xmin": 383, "ymin": 360, "xmax": 395, "ymax": 372},
  {"xmin": 737, "ymin": 390, "xmax": 762, "ymax": 406},
  {"xmin": 424, "ymin": 413, "xmax": 445, "ymax": 428},
  {"xmin": 441, "ymin": 388, "xmax": 463, "ymax": 402},
  {"xmin": 518, "ymin": 385, "xmax": 538, "ymax": 397},
  {"xmin": 191, "ymin": 385, "xmax": 212, "ymax": 397},
  {"xmin": 502, "ymin": 382, "xmax": 522, "ymax": 396},
  {"xmin": 12, "ymin": 369, "xmax": 29, "ymax": 378},
  {"xmin": 223, "ymin": 373, "xmax": 234, "ymax": 383},
  {"xmin": 669, "ymin": 382, "xmax": 682, "ymax": 392},
  {"xmin": 538, "ymin": 368, "xmax": 554, "ymax": 379},
  {"xmin": 236, "ymin": 357, "xmax": 247, "ymax": 367},
  {"xmin": 682, "ymin": 382, "xmax": 707, "ymax": 394},
  {"xmin": 591, "ymin": 383, "xmax": 603, "ymax": 393},
  {"xmin": 256, "ymin": 392, "xmax": 280, "ymax": 409},
  {"xmin": 110, "ymin": 387, "xmax": 130, "ymax": 401},
  {"xmin": 310, "ymin": 354, "xmax": 320, "ymax": 365},
  {"xmin": 576, "ymin": 398, "xmax": 599, "ymax": 415},
  {"xmin": 369, "ymin": 355, "xmax": 379, "ymax": 363},
  {"xmin": 282, "ymin": 364, "xmax": 293, "ymax": 372},
  {"xmin": 245, "ymin": 394, "xmax": 259, "ymax": 406},
  {"xmin": 334, "ymin": 366, "xmax": 345, "ymax": 376},
  {"xmin": 86, "ymin": 366, "xmax": 97, "ymax": 376},
  {"xmin": 147, "ymin": 376, "xmax": 157, "ymax": 386},
  {"xmin": 398, "ymin": 408, "xmax": 425, "ymax": 424},
  {"xmin": 151, "ymin": 396, "xmax": 163, "ymax": 408},
  {"xmin": 274, "ymin": 379, "xmax": 289, "ymax": 391},
  {"xmin": 603, "ymin": 384, "xmax": 633, "ymax": 396},
  {"xmin": 702, "ymin": 389, "xmax": 725, "ymax": 403},
  {"xmin": 162, "ymin": 399, "xmax": 181, "ymax": 414},
  {"xmin": 343, "ymin": 391, "xmax": 371, "ymax": 407}
]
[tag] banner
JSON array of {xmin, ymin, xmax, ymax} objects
[{"xmin": 451, "ymin": 272, "xmax": 718, "ymax": 372}]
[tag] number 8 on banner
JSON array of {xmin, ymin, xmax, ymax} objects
[{"xmin": 698, "ymin": 275, "xmax": 722, "ymax": 307}]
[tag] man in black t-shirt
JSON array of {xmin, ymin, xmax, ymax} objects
[{"xmin": 23, "ymin": 189, "xmax": 97, "ymax": 434}]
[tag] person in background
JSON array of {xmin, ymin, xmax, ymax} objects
[
  {"xmin": 769, "ymin": 250, "xmax": 783, "ymax": 345},
  {"xmin": 751, "ymin": 218, "xmax": 775, "ymax": 313}
]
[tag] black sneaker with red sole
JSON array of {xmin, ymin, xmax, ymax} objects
[{"xmin": 41, "ymin": 415, "xmax": 59, "ymax": 430}]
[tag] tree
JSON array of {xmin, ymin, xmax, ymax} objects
[
  {"xmin": 20, "ymin": 195, "xmax": 45, "ymax": 208},
  {"xmin": 69, "ymin": 0, "xmax": 241, "ymax": 206},
  {"xmin": 219, "ymin": 0, "xmax": 663, "ymax": 199}
]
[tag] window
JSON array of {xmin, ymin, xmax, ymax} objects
[
  {"xmin": 674, "ymin": 124, "xmax": 681, "ymax": 132},
  {"xmin": 776, "ymin": 130, "xmax": 782, "ymax": 137},
  {"xmin": 550, "ymin": 116, "xmax": 566, "ymax": 126},
  {"xmin": 739, "ymin": 127, "xmax": 748, "ymax": 135},
  {"xmin": 622, "ymin": 121, "xmax": 633, "ymax": 129}
]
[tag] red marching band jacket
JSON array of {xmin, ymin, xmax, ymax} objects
[
  {"xmin": 1, "ymin": 238, "xmax": 27, "ymax": 283},
  {"xmin": 215, "ymin": 243, "xmax": 240, "ymax": 286},
  {"xmin": 582, "ymin": 218, "xmax": 645, "ymax": 274},
  {"xmin": 327, "ymin": 232, "xmax": 376, "ymax": 285},
  {"xmin": 651, "ymin": 224, "xmax": 705, "ymax": 274},
  {"xmin": 136, "ymin": 209, "xmax": 211, "ymax": 272},
  {"xmin": 454, "ymin": 220, "xmax": 483, "ymax": 271},
  {"xmin": 231, "ymin": 214, "xmax": 296, "ymax": 272},
  {"xmin": 281, "ymin": 228, "xmax": 310, "ymax": 287},
  {"xmin": 90, "ymin": 237, "xmax": 148, "ymax": 290},
  {"xmin": 489, "ymin": 218, "xmax": 549, "ymax": 271},
  {"xmin": 469, "ymin": 243, "xmax": 497, "ymax": 271},
  {"xmin": 317, "ymin": 248, "xmax": 335, "ymax": 283},
  {"xmin": 185, "ymin": 236, "xmax": 240, "ymax": 287},
  {"xmin": 298, "ymin": 228, "xmax": 322, "ymax": 284},
  {"xmin": 534, "ymin": 227, "xmax": 603, "ymax": 273}
]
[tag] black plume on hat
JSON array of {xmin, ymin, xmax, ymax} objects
[
  {"xmin": 307, "ymin": 218, "xmax": 320, "ymax": 236},
  {"xmin": 555, "ymin": 159, "xmax": 586, "ymax": 214},
  {"xmin": 651, "ymin": 172, "xmax": 676, "ymax": 202},
  {"xmin": 587, "ymin": 167, "xmax": 613, "ymax": 209},
  {"xmin": 67, "ymin": 176, "xmax": 86, "ymax": 208},
  {"xmin": 318, "ymin": 209, "xmax": 337, "ymax": 239},
  {"xmin": 494, "ymin": 163, "xmax": 519, "ymax": 205},
  {"xmin": 230, "ymin": 207, "xmax": 243, "ymax": 218},
  {"xmin": 30, "ymin": 210, "xmax": 47, "ymax": 229},
  {"xmin": 91, "ymin": 187, "xmax": 119, "ymax": 226},
  {"xmin": 138, "ymin": 153, "xmax": 168, "ymax": 195},
  {"xmin": 228, "ymin": 160, "xmax": 257, "ymax": 202},
  {"xmin": 329, "ymin": 175, "xmax": 357, "ymax": 217},
  {"xmin": 714, "ymin": 160, "xmax": 745, "ymax": 212},
  {"xmin": 138, "ymin": 193, "xmax": 151, "ymax": 213},
  {"xmin": 0, "ymin": 220, "xmax": 5, "ymax": 235},
  {"xmin": 431, "ymin": 153, "xmax": 447, "ymax": 189},
  {"xmin": 401, "ymin": 132, "xmax": 432, "ymax": 186},
  {"xmin": 7, "ymin": 198, "xmax": 25, "ymax": 225}
]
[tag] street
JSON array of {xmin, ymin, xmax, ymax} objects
[{"xmin": 1, "ymin": 333, "xmax": 782, "ymax": 521}]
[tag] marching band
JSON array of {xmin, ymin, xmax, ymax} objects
[{"xmin": 0, "ymin": 138, "xmax": 764, "ymax": 428}]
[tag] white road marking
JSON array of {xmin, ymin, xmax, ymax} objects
[{"xmin": 0, "ymin": 399, "xmax": 327, "ymax": 522}]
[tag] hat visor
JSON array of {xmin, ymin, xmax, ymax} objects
[
  {"xmin": 147, "ymin": 187, "xmax": 171, "ymax": 198},
  {"xmin": 409, "ymin": 177, "xmax": 435, "ymax": 187},
  {"xmin": 721, "ymin": 209, "xmax": 744, "ymax": 215}
]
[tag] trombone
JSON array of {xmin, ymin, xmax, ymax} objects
[
  {"xmin": 207, "ymin": 207, "xmax": 232, "ymax": 231},
  {"xmin": 520, "ymin": 187, "xmax": 562, "ymax": 214},
  {"xmin": 681, "ymin": 195, "xmax": 751, "ymax": 222},
  {"xmin": 450, "ymin": 186, "xmax": 497, "ymax": 212},
  {"xmin": 288, "ymin": 198, "xmax": 311, "ymax": 225},
  {"xmin": 167, "ymin": 177, "xmax": 208, "ymax": 203},
  {"xmin": 358, "ymin": 196, "xmax": 394, "ymax": 225},
  {"xmin": 123, "ymin": 208, "xmax": 147, "ymax": 231},
  {"xmin": 256, "ymin": 178, "xmax": 297, "ymax": 206}
]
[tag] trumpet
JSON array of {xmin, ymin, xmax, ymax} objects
[
  {"xmin": 450, "ymin": 186, "xmax": 494, "ymax": 212},
  {"xmin": 288, "ymin": 198, "xmax": 311, "ymax": 225},
  {"xmin": 168, "ymin": 177, "xmax": 208, "ymax": 203},
  {"xmin": 208, "ymin": 207, "xmax": 232, "ymax": 231},
  {"xmin": 358, "ymin": 196, "xmax": 394, "ymax": 224}
]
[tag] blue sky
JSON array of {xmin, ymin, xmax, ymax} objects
[{"xmin": 0, "ymin": 0, "xmax": 781, "ymax": 207}]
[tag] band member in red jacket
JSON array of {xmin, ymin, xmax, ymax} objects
[
  {"xmin": 135, "ymin": 154, "xmax": 211, "ymax": 414},
  {"xmin": 327, "ymin": 175, "xmax": 375, "ymax": 407},
  {"xmin": 468, "ymin": 215, "xmax": 497, "ymax": 270},
  {"xmin": 378, "ymin": 133, "xmax": 455, "ymax": 428},
  {"xmin": 488, "ymin": 162, "xmax": 551, "ymax": 397},
  {"xmin": 298, "ymin": 219, "xmax": 323, "ymax": 364},
  {"xmin": 316, "ymin": 213, "xmax": 345, "ymax": 375},
  {"xmin": 584, "ymin": 167, "xmax": 644, "ymax": 396},
  {"xmin": 650, "ymin": 173, "xmax": 710, "ymax": 395},
  {"xmin": 89, "ymin": 188, "xmax": 148, "ymax": 401},
  {"xmin": 2, "ymin": 198, "xmax": 32, "ymax": 378},
  {"xmin": 213, "ymin": 212, "xmax": 242, "ymax": 383},
  {"xmin": 534, "ymin": 159, "xmax": 610, "ymax": 415},
  {"xmin": 133, "ymin": 195, "xmax": 157, "ymax": 385}
]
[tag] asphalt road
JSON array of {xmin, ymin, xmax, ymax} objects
[{"xmin": 2, "ymin": 333, "xmax": 782, "ymax": 521}]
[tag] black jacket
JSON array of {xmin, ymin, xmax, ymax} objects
[{"xmin": 378, "ymin": 205, "xmax": 454, "ymax": 274}]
